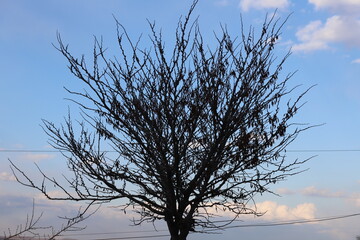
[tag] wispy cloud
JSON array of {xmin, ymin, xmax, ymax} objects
[
  {"xmin": 276, "ymin": 185, "xmax": 360, "ymax": 209},
  {"xmin": 0, "ymin": 1, "xmax": 56, "ymax": 42},
  {"xmin": 0, "ymin": 172, "xmax": 16, "ymax": 181},
  {"xmin": 239, "ymin": 0, "xmax": 289, "ymax": 11},
  {"xmin": 278, "ymin": 186, "xmax": 347, "ymax": 198},
  {"xmin": 301, "ymin": 186, "xmax": 347, "ymax": 198},
  {"xmin": 0, "ymin": 195, "xmax": 34, "ymax": 215},
  {"xmin": 215, "ymin": 0, "xmax": 230, "ymax": 7},
  {"xmin": 23, "ymin": 153, "xmax": 55, "ymax": 162},
  {"xmin": 277, "ymin": 187, "xmax": 296, "ymax": 195},
  {"xmin": 347, "ymin": 193, "xmax": 360, "ymax": 207},
  {"xmin": 351, "ymin": 58, "xmax": 360, "ymax": 64}
]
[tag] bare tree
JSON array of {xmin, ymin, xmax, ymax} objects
[{"xmin": 11, "ymin": 1, "xmax": 312, "ymax": 239}]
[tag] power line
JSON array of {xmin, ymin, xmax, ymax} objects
[
  {"xmin": 61, "ymin": 229, "xmax": 168, "ymax": 237},
  {"xmin": 2, "ymin": 149, "xmax": 360, "ymax": 153},
  {"xmin": 3, "ymin": 150, "xmax": 360, "ymax": 237},
  {"xmin": 0, "ymin": 149, "xmax": 61, "ymax": 153},
  {"xmin": 287, "ymin": 149, "xmax": 360, "ymax": 153},
  {"xmin": 0, "ymin": 149, "xmax": 118, "ymax": 153},
  {"xmin": 220, "ymin": 212, "xmax": 360, "ymax": 230},
  {"xmin": 89, "ymin": 233, "xmax": 170, "ymax": 240},
  {"xmin": 60, "ymin": 217, "xmax": 244, "ymax": 237},
  {"xmin": 59, "ymin": 212, "xmax": 360, "ymax": 239}
]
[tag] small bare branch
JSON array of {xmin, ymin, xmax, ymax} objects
[{"xmin": 3, "ymin": 200, "xmax": 97, "ymax": 240}]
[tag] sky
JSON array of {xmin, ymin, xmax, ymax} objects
[{"xmin": 1, "ymin": 0, "xmax": 360, "ymax": 239}]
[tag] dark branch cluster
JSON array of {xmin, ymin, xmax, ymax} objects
[{"xmin": 11, "ymin": 2, "xmax": 311, "ymax": 239}]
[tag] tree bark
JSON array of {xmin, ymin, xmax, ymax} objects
[{"xmin": 167, "ymin": 218, "xmax": 191, "ymax": 240}]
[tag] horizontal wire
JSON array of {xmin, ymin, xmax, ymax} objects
[
  {"xmin": 2, "ymin": 150, "xmax": 360, "ymax": 237},
  {"xmin": 61, "ymin": 229, "xmax": 168, "ymax": 237},
  {"xmin": 287, "ymin": 149, "xmax": 360, "ymax": 152},
  {"xmin": 220, "ymin": 212, "xmax": 360, "ymax": 229},
  {"xmin": 59, "ymin": 212, "xmax": 360, "ymax": 239},
  {"xmin": 89, "ymin": 233, "xmax": 170, "ymax": 240},
  {"xmin": 0, "ymin": 149, "xmax": 61, "ymax": 153},
  {"xmin": 60, "ymin": 217, "xmax": 244, "ymax": 237},
  {"xmin": 2, "ymin": 149, "xmax": 360, "ymax": 153}
]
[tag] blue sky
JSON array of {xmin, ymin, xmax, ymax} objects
[{"xmin": 1, "ymin": 0, "xmax": 360, "ymax": 239}]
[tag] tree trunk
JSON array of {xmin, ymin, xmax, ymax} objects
[
  {"xmin": 169, "ymin": 231, "xmax": 189, "ymax": 240},
  {"xmin": 170, "ymin": 236, "xmax": 187, "ymax": 240},
  {"xmin": 167, "ymin": 219, "xmax": 190, "ymax": 240}
]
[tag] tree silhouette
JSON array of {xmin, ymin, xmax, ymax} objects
[{"xmin": 11, "ymin": 1, "xmax": 312, "ymax": 239}]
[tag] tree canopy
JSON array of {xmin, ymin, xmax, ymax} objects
[{"xmin": 12, "ymin": 2, "xmax": 311, "ymax": 240}]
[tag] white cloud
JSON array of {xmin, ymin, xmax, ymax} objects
[
  {"xmin": 254, "ymin": 201, "xmax": 316, "ymax": 220},
  {"xmin": 301, "ymin": 186, "xmax": 346, "ymax": 198},
  {"xmin": 239, "ymin": 0, "xmax": 289, "ymax": 11},
  {"xmin": 191, "ymin": 198, "xmax": 317, "ymax": 222},
  {"xmin": 0, "ymin": 172, "xmax": 16, "ymax": 181},
  {"xmin": 351, "ymin": 58, "xmax": 360, "ymax": 63},
  {"xmin": 293, "ymin": 15, "xmax": 360, "ymax": 52},
  {"xmin": 309, "ymin": 0, "xmax": 360, "ymax": 14}
]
